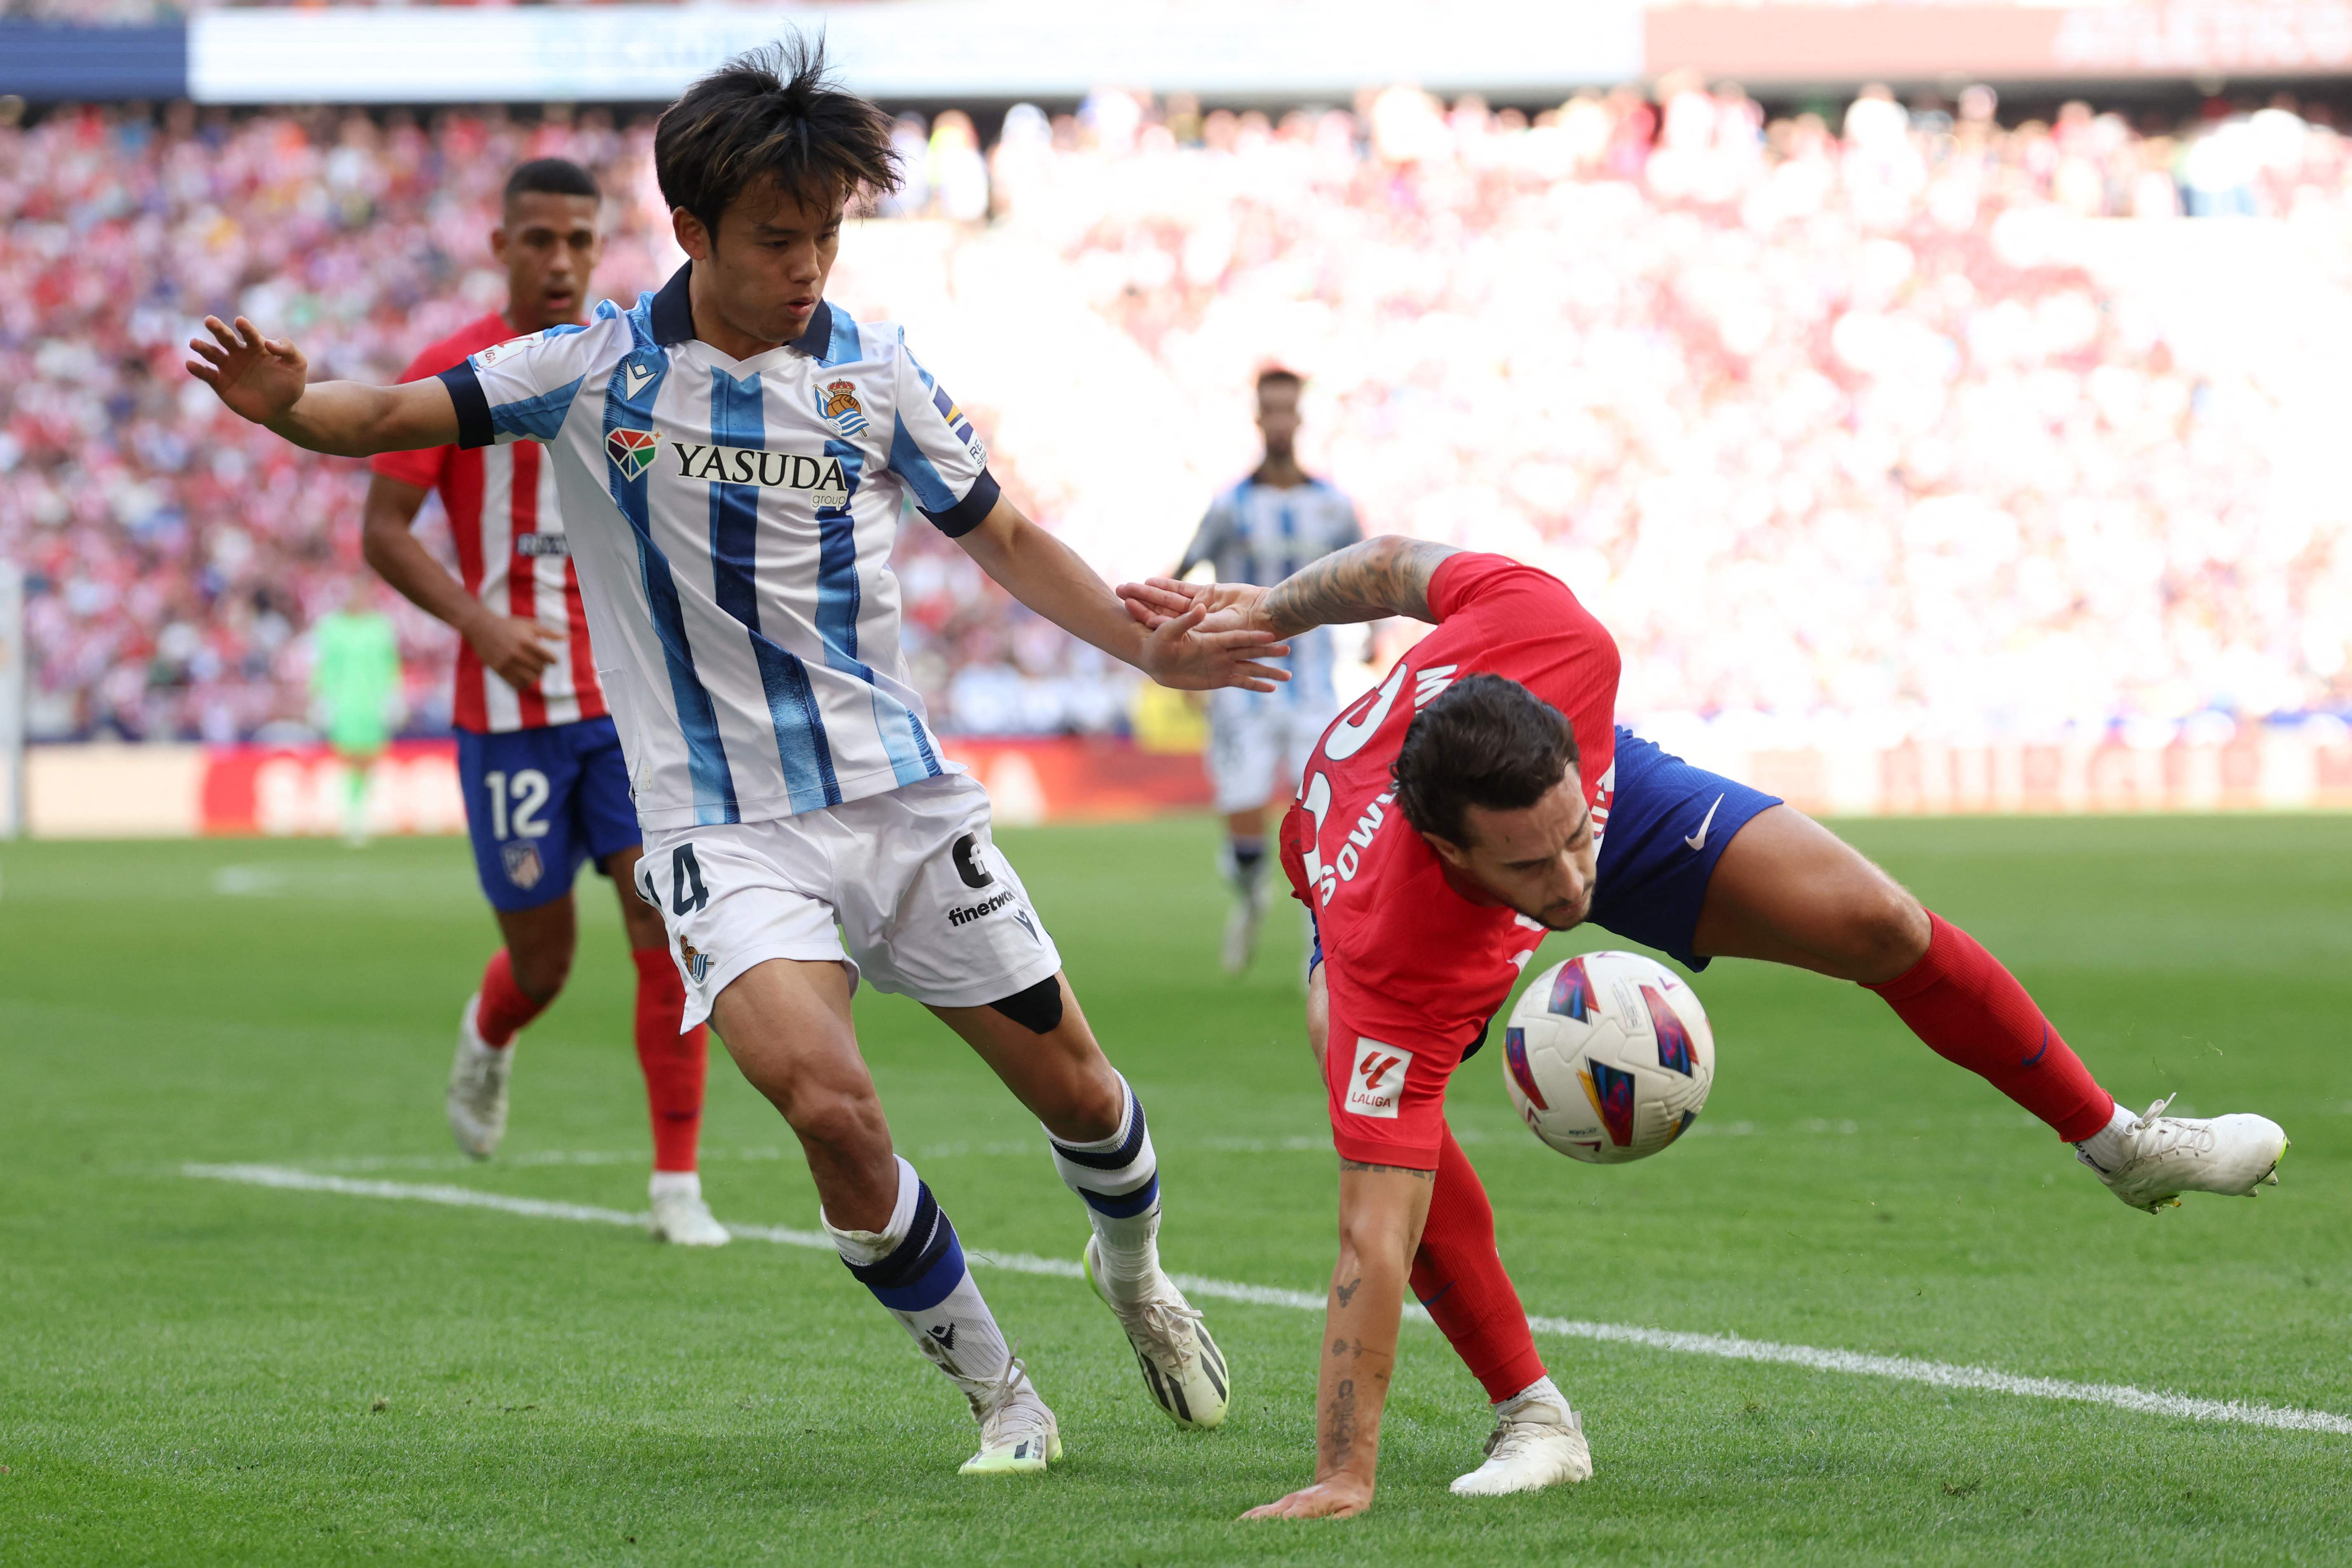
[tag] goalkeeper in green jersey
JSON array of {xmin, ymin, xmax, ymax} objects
[{"xmin": 310, "ymin": 596, "xmax": 404, "ymax": 844}]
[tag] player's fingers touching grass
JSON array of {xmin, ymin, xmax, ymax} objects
[{"xmin": 1241, "ymin": 1475, "xmax": 1377, "ymax": 1521}]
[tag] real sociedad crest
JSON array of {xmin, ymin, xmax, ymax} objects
[
  {"xmin": 677, "ymin": 934, "xmax": 710, "ymax": 985},
  {"xmin": 815, "ymin": 378, "xmax": 869, "ymax": 437},
  {"xmin": 606, "ymin": 428, "xmax": 660, "ymax": 480}
]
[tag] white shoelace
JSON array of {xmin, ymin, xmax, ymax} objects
[
  {"xmin": 972, "ymin": 1352, "xmax": 1049, "ymax": 1446},
  {"xmin": 1485, "ymin": 1403, "xmax": 1574, "ymax": 1459},
  {"xmin": 2124, "ymin": 1095, "xmax": 2216, "ymax": 1161},
  {"xmin": 1129, "ymin": 1293, "xmax": 1206, "ymax": 1373}
]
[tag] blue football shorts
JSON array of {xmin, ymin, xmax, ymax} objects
[
  {"xmin": 1585, "ymin": 726, "xmax": 1782, "ymax": 971},
  {"xmin": 456, "ymin": 716, "xmax": 643, "ymax": 912},
  {"xmin": 1306, "ymin": 725, "xmax": 1782, "ymax": 976}
]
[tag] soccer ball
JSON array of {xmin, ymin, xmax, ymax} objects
[{"xmin": 1501, "ymin": 951, "xmax": 1715, "ymax": 1163}]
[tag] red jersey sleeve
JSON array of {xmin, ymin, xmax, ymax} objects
[{"xmin": 367, "ymin": 343, "xmax": 455, "ymax": 490}]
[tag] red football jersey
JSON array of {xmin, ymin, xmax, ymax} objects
[
  {"xmin": 1279, "ymin": 552, "xmax": 1622, "ymax": 1166},
  {"xmin": 369, "ymin": 312, "xmax": 606, "ymax": 734}
]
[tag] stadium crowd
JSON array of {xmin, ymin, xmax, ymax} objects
[{"xmin": 5, "ymin": 83, "xmax": 2351, "ymax": 741}]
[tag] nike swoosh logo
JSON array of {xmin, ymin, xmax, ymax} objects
[
  {"xmin": 623, "ymin": 364, "xmax": 654, "ymax": 397},
  {"xmin": 1684, "ymin": 794, "xmax": 1725, "ymax": 852}
]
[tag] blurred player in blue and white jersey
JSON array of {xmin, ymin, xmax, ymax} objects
[
  {"xmin": 188, "ymin": 37, "xmax": 1287, "ymax": 1477},
  {"xmin": 1178, "ymin": 369, "xmax": 1361, "ymax": 973}
]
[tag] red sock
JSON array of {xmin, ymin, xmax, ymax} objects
[
  {"xmin": 1864, "ymin": 911, "xmax": 2114, "ymax": 1142},
  {"xmin": 631, "ymin": 948, "xmax": 709, "ymax": 1174},
  {"xmin": 475, "ymin": 948, "xmax": 548, "ymax": 1048},
  {"xmin": 1410, "ymin": 1123, "xmax": 1547, "ymax": 1404}
]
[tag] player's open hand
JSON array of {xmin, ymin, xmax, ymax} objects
[
  {"xmin": 186, "ymin": 315, "xmax": 310, "ymax": 427},
  {"xmin": 1135, "ymin": 599, "xmax": 1291, "ymax": 693},
  {"xmin": 1118, "ymin": 576, "xmax": 1273, "ymax": 638},
  {"xmin": 469, "ymin": 615, "xmax": 558, "ymax": 689},
  {"xmin": 1240, "ymin": 1474, "xmax": 1375, "ymax": 1521}
]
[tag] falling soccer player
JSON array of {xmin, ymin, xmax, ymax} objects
[
  {"xmin": 1176, "ymin": 368, "xmax": 1361, "ymax": 973},
  {"xmin": 356, "ymin": 156, "xmax": 726, "ymax": 1246},
  {"xmin": 1120, "ymin": 537, "xmax": 2290, "ymax": 1518},
  {"xmin": 189, "ymin": 37, "xmax": 1278, "ymax": 1474}
]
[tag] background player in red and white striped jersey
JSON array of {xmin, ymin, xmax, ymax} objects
[{"xmin": 359, "ymin": 158, "xmax": 726, "ymax": 1246}]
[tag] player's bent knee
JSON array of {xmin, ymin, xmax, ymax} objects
[
  {"xmin": 1848, "ymin": 880, "xmax": 1929, "ymax": 980},
  {"xmin": 987, "ymin": 975, "xmax": 1064, "ymax": 1036},
  {"xmin": 787, "ymin": 1090, "xmax": 890, "ymax": 1159}
]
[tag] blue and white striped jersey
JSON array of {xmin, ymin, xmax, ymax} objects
[
  {"xmin": 439, "ymin": 264, "xmax": 995, "ymax": 830},
  {"xmin": 1180, "ymin": 476, "xmax": 1362, "ymax": 707}
]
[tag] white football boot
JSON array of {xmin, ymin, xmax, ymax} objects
[
  {"xmin": 2080, "ymin": 1095, "xmax": 2288, "ymax": 1213},
  {"xmin": 1084, "ymin": 1236, "xmax": 1231, "ymax": 1429},
  {"xmin": 960, "ymin": 1356, "xmax": 1061, "ymax": 1474},
  {"xmin": 444, "ymin": 994, "xmax": 514, "ymax": 1161},
  {"xmin": 648, "ymin": 1180, "xmax": 730, "ymax": 1247},
  {"xmin": 1450, "ymin": 1386, "xmax": 1593, "ymax": 1497}
]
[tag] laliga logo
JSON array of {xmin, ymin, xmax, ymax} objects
[{"xmin": 1344, "ymin": 1039, "xmax": 1414, "ymax": 1119}]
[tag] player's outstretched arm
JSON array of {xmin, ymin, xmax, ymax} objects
[
  {"xmin": 186, "ymin": 315, "xmax": 459, "ymax": 458},
  {"xmin": 1119, "ymin": 534, "xmax": 1460, "ymax": 641},
  {"xmin": 1242, "ymin": 1161, "xmax": 1432, "ymax": 1521},
  {"xmin": 953, "ymin": 495, "xmax": 1292, "ymax": 691}
]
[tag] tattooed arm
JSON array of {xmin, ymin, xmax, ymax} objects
[
  {"xmin": 1118, "ymin": 535, "xmax": 1461, "ymax": 642},
  {"xmin": 1242, "ymin": 1158, "xmax": 1435, "ymax": 1521}
]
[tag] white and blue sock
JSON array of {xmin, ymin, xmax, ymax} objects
[
  {"xmin": 1048, "ymin": 1074, "xmax": 1162, "ymax": 1302},
  {"xmin": 824, "ymin": 1156, "xmax": 1025, "ymax": 1408}
]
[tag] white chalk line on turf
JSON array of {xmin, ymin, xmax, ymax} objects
[{"xmin": 181, "ymin": 1162, "xmax": 2352, "ymax": 1439}]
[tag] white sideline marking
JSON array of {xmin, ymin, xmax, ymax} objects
[{"xmin": 182, "ymin": 1162, "xmax": 2352, "ymax": 1438}]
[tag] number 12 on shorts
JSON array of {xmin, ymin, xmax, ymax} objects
[{"xmin": 481, "ymin": 769, "xmax": 549, "ymax": 841}]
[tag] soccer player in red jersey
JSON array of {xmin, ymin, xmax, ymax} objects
[
  {"xmin": 1121, "ymin": 537, "xmax": 2289, "ymax": 1518},
  {"xmin": 359, "ymin": 159, "xmax": 726, "ymax": 1246}
]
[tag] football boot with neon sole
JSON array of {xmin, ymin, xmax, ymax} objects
[
  {"xmin": 2083, "ymin": 1095, "xmax": 2287, "ymax": 1213},
  {"xmin": 444, "ymin": 994, "xmax": 514, "ymax": 1161},
  {"xmin": 960, "ymin": 1359, "xmax": 1061, "ymax": 1474},
  {"xmin": 1084, "ymin": 1235, "xmax": 1231, "ymax": 1429},
  {"xmin": 1450, "ymin": 1394, "xmax": 1593, "ymax": 1497}
]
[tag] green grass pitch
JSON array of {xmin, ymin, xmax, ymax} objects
[{"xmin": 2, "ymin": 814, "xmax": 2348, "ymax": 1566}]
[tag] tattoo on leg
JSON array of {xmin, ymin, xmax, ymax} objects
[
  {"xmin": 1334, "ymin": 1276, "xmax": 1361, "ymax": 1308},
  {"xmin": 1339, "ymin": 1157, "xmax": 1436, "ymax": 1179}
]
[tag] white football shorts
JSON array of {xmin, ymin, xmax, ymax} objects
[
  {"xmin": 634, "ymin": 771, "xmax": 1063, "ymax": 1030},
  {"xmin": 1206, "ymin": 690, "xmax": 1341, "ymax": 815}
]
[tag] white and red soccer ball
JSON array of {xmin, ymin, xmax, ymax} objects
[{"xmin": 1502, "ymin": 951, "xmax": 1715, "ymax": 1163}]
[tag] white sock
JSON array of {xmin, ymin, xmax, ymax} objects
[
  {"xmin": 1046, "ymin": 1077, "xmax": 1162, "ymax": 1302},
  {"xmin": 1498, "ymin": 1375, "xmax": 1570, "ymax": 1418},
  {"xmin": 2074, "ymin": 1101, "xmax": 2141, "ymax": 1173},
  {"xmin": 649, "ymin": 1170, "xmax": 701, "ymax": 1201},
  {"xmin": 823, "ymin": 1156, "xmax": 1026, "ymax": 1410}
]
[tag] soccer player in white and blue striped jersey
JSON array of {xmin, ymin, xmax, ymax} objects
[
  {"xmin": 186, "ymin": 38, "xmax": 1282, "ymax": 1475},
  {"xmin": 1179, "ymin": 369, "xmax": 1362, "ymax": 973}
]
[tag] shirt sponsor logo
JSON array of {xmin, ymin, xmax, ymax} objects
[
  {"xmin": 515, "ymin": 533, "xmax": 570, "ymax": 558},
  {"xmin": 1344, "ymin": 1037, "xmax": 1413, "ymax": 1119},
  {"xmin": 669, "ymin": 442, "xmax": 850, "ymax": 502},
  {"xmin": 948, "ymin": 887, "xmax": 1020, "ymax": 927},
  {"xmin": 606, "ymin": 428, "xmax": 660, "ymax": 480}
]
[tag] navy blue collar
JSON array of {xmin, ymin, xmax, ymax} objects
[
  {"xmin": 649, "ymin": 263, "xmax": 695, "ymax": 346},
  {"xmin": 649, "ymin": 261, "xmax": 833, "ymax": 359}
]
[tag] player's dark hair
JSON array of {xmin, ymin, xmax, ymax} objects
[
  {"xmin": 503, "ymin": 158, "xmax": 600, "ymax": 206},
  {"xmin": 655, "ymin": 33, "xmax": 900, "ymax": 238},
  {"xmin": 1391, "ymin": 673, "xmax": 1580, "ymax": 847},
  {"xmin": 1256, "ymin": 366, "xmax": 1303, "ymax": 393}
]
